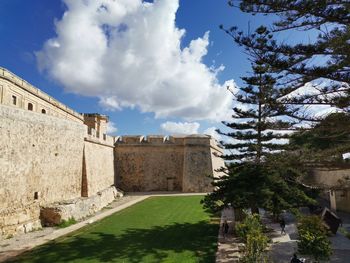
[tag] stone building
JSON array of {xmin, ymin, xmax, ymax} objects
[
  {"xmin": 0, "ymin": 67, "xmax": 83, "ymax": 123},
  {"xmin": 302, "ymin": 168, "xmax": 350, "ymax": 213},
  {"xmin": 0, "ymin": 67, "xmax": 224, "ymax": 237}
]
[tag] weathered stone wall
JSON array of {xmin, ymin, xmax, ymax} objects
[
  {"xmin": 41, "ymin": 186, "xmax": 121, "ymax": 226},
  {"xmin": 182, "ymin": 137, "xmax": 225, "ymax": 192},
  {"xmin": 115, "ymin": 136, "xmax": 184, "ymax": 191},
  {"xmin": 303, "ymin": 168, "xmax": 350, "ymax": 213},
  {"xmin": 115, "ymin": 135, "xmax": 224, "ymax": 192},
  {"xmin": 0, "ymin": 104, "xmax": 85, "ymax": 236},
  {"xmin": 84, "ymin": 137, "xmax": 115, "ymax": 196},
  {"xmin": 305, "ymin": 168, "xmax": 350, "ymax": 189}
]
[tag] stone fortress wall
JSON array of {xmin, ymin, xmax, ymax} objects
[
  {"xmin": 115, "ymin": 135, "xmax": 223, "ymax": 192},
  {"xmin": 0, "ymin": 67, "xmax": 224, "ymax": 237},
  {"xmin": 0, "ymin": 105, "xmax": 85, "ymax": 235}
]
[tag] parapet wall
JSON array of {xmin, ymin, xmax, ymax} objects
[{"xmin": 0, "ymin": 104, "xmax": 85, "ymax": 236}]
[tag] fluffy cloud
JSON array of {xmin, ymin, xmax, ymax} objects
[
  {"xmin": 106, "ymin": 121, "xmax": 118, "ymax": 134},
  {"xmin": 37, "ymin": 0, "xmax": 234, "ymax": 121},
  {"xmin": 160, "ymin": 121, "xmax": 200, "ymax": 135}
]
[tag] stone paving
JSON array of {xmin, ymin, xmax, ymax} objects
[
  {"xmin": 266, "ymin": 211, "xmax": 350, "ymax": 263},
  {"xmin": 216, "ymin": 208, "xmax": 242, "ymax": 263}
]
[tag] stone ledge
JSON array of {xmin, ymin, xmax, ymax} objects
[{"xmin": 40, "ymin": 186, "xmax": 122, "ymax": 226}]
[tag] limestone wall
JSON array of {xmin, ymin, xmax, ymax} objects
[
  {"xmin": 115, "ymin": 136, "xmax": 184, "ymax": 191},
  {"xmin": 182, "ymin": 137, "xmax": 225, "ymax": 192},
  {"xmin": 0, "ymin": 104, "xmax": 85, "ymax": 236},
  {"xmin": 303, "ymin": 168, "xmax": 350, "ymax": 213},
  {"xmin": 83, "ymin": 138, "xmax": 115, "ymax": 196},
  {"xmin": 304, "ymin": 168, "xmax": 350, "ymax": 189},
  {"xmin": 0, "ymin": 67, "xmax": 83, "ymax": 123},
  {"xmin": 41, "ymin": 186, "xmax": 120, "ymax": 226},
  {"xmin": 115, "ymin": 135, "xmax": 224, "ymax": 192}
]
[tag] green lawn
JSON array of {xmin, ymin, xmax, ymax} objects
[{"xmin": 13, "ymin": 196, "xmax": 218, "ymax": 263}]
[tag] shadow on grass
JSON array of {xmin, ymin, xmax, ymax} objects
[{"xmin": 10, "ymin": 221, "xmax": 218, "ymax": 263}]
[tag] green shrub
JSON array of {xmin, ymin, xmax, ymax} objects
[
  {"xmin": 57, "ymin": 217, "xmax": 77, "ymax": 228},
  {"xmin": 240, "ymin": 230, "xmax": 268, "ymax": 263},
  {"xmin": 236, "ymin": 213, "xmax": 268, "ymax": 263},
  {"xmin": 235, "ymin": 213, "xmax": 263, "ymax": 242},
  {"xmin": 297, "ymin": 215, "xmax": 332, "ymax": 262}
]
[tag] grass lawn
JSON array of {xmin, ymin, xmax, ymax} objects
[{"xmin": 13, "ymin": 196, "xmax": 218, "ymax": 263}]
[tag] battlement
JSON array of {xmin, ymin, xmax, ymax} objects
[
  {"xmin": 0, "ymin": 67, "xmax": 83, "ymax": 122},
  {"xmin": 115, "ymin": 134, "xmax": 222, "ymax": 151}
]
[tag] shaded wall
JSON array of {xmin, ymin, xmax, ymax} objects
[{"xmin": 303, "ymin": 168, "xmax": 350, "ymax": 213}]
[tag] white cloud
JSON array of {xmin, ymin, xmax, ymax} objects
[
  {"xmin": 36, "ymin": 0, "xmax": 234, "ymax": 121},
  {"xmin": 160, "ymin": 121, "xmax": 200, "ymax": 135},
  {"xmin": 106, "ymin": 121, "xmax": 118, "ymax": 134}
]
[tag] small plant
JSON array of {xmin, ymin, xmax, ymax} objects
[
  {"xmin": 57, "ymin": 217, "xmax": 77, "ymax": 228},
  {"xmin": 236, "ymin": 213, "xmax": 268, "ymax": 263},
  {"xmin": 240, "ymin": 231, "xmax": 268, "ymax": 263},
  {"xmin": 297, "ymin": 215, "xmax": 332, "ymax": 262}
]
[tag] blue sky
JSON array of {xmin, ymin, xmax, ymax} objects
[{"xmin": 0, "ymin": 0, "xmax": 285, "ymax": 136}]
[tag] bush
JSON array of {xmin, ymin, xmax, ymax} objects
[
  {"xmin": 240, "ymin": 231, "xmax": 268, "ymax": 263},
  {"xmin": 235, "ymin": 213, "xmax": 263, "ymax": 242},
  {"xmin": 297, "ymin": 216, "xmax": 332, "ymax": 262},
  {"xmin": 236, "ymin": 213, "xmax": 268, "ymax": 263}
]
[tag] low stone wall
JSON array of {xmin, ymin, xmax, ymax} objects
[
  {"xmin": 0, "ymin": 203, "xmax": 42, "ymax": 238},
  {"xmin": 40, "ymin": 186, "xmax": 121, "ymax": 226}
]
